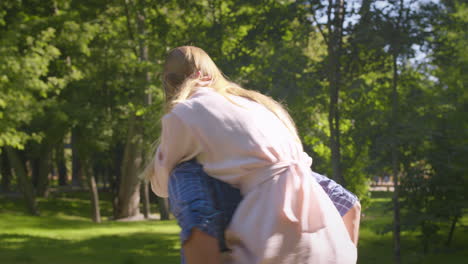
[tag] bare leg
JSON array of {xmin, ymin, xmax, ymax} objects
[
  {"xmin": 342, "ymin": 201, "xmax": 361, "ymax": 246},
  {"xmin": 183, "ymin": 228, "xmax": 221, "ymax": 264}
]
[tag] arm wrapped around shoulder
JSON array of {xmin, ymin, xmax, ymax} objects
[{"xmin": 149, "ymin": 112, "xmax": 201, "ymax": 198}]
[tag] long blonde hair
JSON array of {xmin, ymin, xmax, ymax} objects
[{"xmin": 142, "ymin": 46, "xmax": 300, "ymax": 181}]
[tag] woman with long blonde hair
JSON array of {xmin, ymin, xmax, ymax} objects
[{"xmin": 144, "ymin": 46, "xmax": 357, "ymax": 264}]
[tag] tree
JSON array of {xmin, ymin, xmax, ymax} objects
[
  {"xmin": 305, "ymin": 0, "xmax": 347, "ymax": 186},
  {"xmin": 0, "ymin": 0, "xmax": 82, "ymax": 214},
  {"xmin": 0, "ymin": 150, "xmax": 12, "ymax": 192},
  {"xmin": 398, "ymin": 0, "xmax": 467, "ymax": 252}
]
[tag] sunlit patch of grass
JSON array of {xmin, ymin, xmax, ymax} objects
[
  {"xmin": 0, "ymin": 191, "xmax": 467, "ymax": 264},
  {"xmin": 0, "ymin": 216, "xmax": 182, "ymax": 264},
  {"xmin": 0, "ymin": 193, "xmax": 181, "ymax": 264}
]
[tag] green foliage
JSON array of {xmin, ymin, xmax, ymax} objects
[
  {"xmin": 0, "ymin": 0, "xmax": 466, "ymax": 257},
  {"xmin": 391, "ymin": 1, "xmax": 467, "ymax": 253}
]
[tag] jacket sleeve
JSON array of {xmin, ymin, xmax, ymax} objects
[{"xmin": 150, "ymin": 112, "xmax": 201, "ymax": 198}]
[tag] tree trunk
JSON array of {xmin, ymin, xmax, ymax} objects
[
  {"xmin": 56, "ymin": 141, "xmax": 68, "ymax": 186},
  {"xmin": 1, "ymin": 150, "xmax": 12, "ymax": 192},
  {"xmin": 36, "ymin": 147, "xmax": 51, "ymax": 197},
  {"xmin": 85, "ymin": 159, "xmax": 101, "ymax": 223},
  {"xmin": 71, "ymin": 129, "xmax": 83, "ymax": 187},
  {"xmin": 102, "ymin": 166, "xmax": 109, "ymax": 190},
  {"xmin": 327, "ymin": 0, "xmax": 346, "ymax": 186},
  {"xmin": 31, "ymin": 157, "xmax": 39, "ymax": 187},
  {"xmin": 391, "ymin": 1, "xmax": 406, "ymax": 262},
  {"xmin": 391, "ymin": 52, "xmax": 401, "ymax": 264},
  {"xmin": 158, "ymin": 197, "xmax": 170, "ymax": 220},
  {"xmin": 136, "ymin": 4, "xmax": 154, "ymax": 219},
  {"xmin": 446, "ymin": 215, "xmax": 459, "ymax": 246},
  {"xmin": 111, "ymin": 143, "xmax": 124, "ymax": 219},
  {"xmin": 116, "ymin": 115, "xmax": 142, "ymax": 219},
  {"xmin": 141, "ymin": 181, "xmax": 150, "ymax": 219},
  {"xmin": 5, "ymin": 147, "xmax": 39, "ymax": 216}
]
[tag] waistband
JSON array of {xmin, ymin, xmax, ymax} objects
[{"xmin": 242, "ymin": 158, "xmax": 326, "ymax": 233}]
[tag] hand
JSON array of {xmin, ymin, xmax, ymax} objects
[
  {"xmin": 196, "ymin": 76, "xmax": 212, "ymax": 87},
  {"xmin": 190, "ymin": 71, "xmax": 212, "ymax": 87}
]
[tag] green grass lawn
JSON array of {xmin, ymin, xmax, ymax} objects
[
  {"xmin": 358, "ymin": 192, "xmax": 468, "ymax": 264},
  {"xmin": 0, "ymin": 191, "xmax": 467, "ymax": 264},
  {"xmin": 0, "ymin": 192, "xmax": 180, "ymax": 264}
]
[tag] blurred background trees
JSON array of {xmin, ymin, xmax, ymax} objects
[{"xmin": 0, "ymin": 0, "xmax": 466, "ymax": 261}]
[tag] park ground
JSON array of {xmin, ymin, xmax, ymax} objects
[{"xmin": 1, "ymin": 191, "xmax": 467, "ymax": 264}]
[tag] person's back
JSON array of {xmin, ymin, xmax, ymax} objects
[
  {"xmin": 167, "ymin": 87, "xmax": 357, "ymax": 263},
  {"xmin": 146, "ymin": 46, "xmax": 356, "ymax": 263},
  {"xmin": 171, "ymin": 87, "xmax": 303, "ymax": 187}
]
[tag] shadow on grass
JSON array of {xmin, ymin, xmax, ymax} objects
[
  {"xmin": 0, "ymin": 232, "xmax": 180, "ymax": 264},
  {"xmin": 0, "ymin": 193, "xmax": 114, "ymax": 219},
  {"xmin": 38, "ymin": 196, "xmax": 114, "ymax": 218},
  {"xmin": 0, "ymin": 212, "xmax": 104, "ymax": 231}
]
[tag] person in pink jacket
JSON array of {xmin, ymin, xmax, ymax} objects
[{"xmin": 144, "ymin": 46, "xmax": 357, "ymax": 264}]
